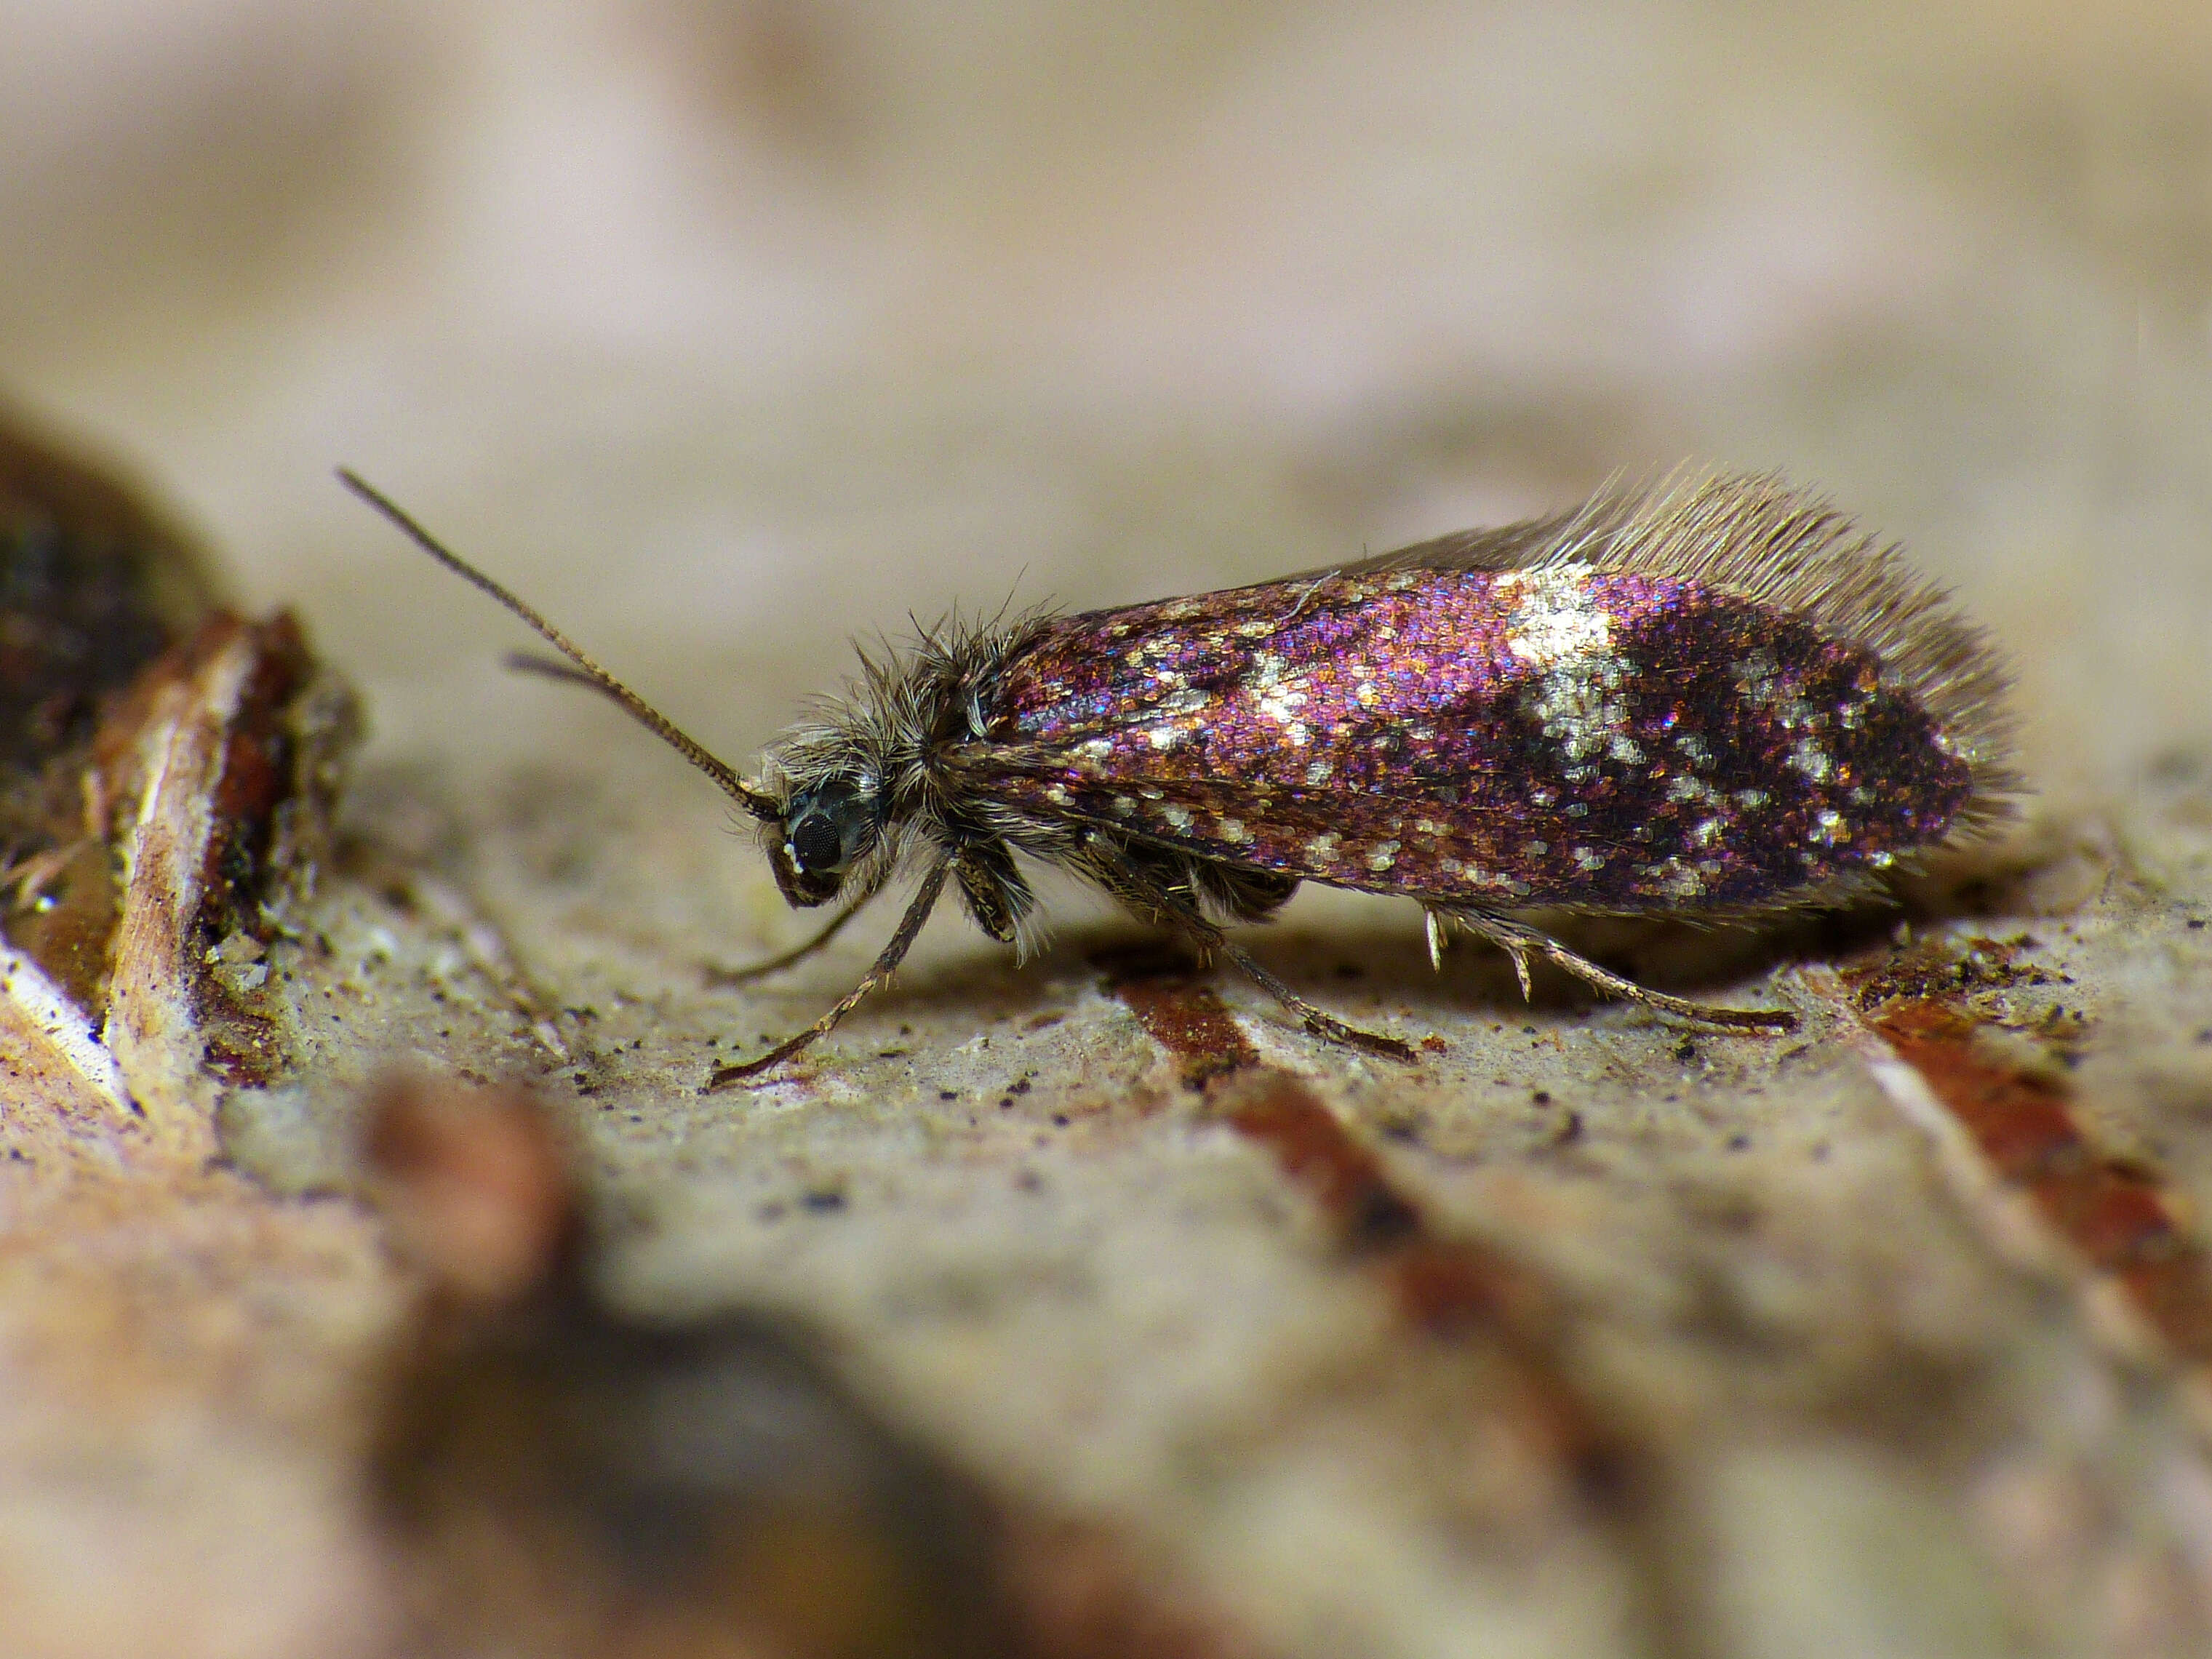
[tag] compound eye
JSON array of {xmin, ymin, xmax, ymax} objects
[{"xmin": 789, "ymin": 813, "xmax": 845, "ymax": 875}]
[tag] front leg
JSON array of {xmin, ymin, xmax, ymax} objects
[
  {"xmin": 705, "ymin": 865, "xmax": 887, "ymax": 986},
  {"xmin": 708, "ymin": 861, "xmax": 952, "ymax": 1086}
]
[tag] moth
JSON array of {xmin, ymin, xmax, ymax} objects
[{"xmin": 342, "ymin": 471, "xmax": 2016, "ymax": 1087}]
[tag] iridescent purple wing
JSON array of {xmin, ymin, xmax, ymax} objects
[{"xmin": 962, "ymin": 478, "xmax": 2001, "ymax": 915}]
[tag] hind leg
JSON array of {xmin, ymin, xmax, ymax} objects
[{"xmin": 1447, "ymin": 911, "xmax": 1796, "ymax": 1031}]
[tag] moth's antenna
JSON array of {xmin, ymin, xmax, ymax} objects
[{"xmin": 338, "ymin": 469, "xmax": 778, "ymax": 821}]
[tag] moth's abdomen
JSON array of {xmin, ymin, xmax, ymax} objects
[{"xmin": 986, "ymin": 553, "xmax": 1988, "ymax": 912}]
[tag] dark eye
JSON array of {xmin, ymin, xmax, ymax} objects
[{"xmin": 789, "ymin": 814, "xmax": 845, "ymax": 874}]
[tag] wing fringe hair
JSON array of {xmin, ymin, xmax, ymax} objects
[{"xmin": 1362, "ymin": 471, "xmax": 2022, "ymax": 849}]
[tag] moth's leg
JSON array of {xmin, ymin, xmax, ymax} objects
[
  {"xmin": 704, "ymin": 882, "xmax": 878, "ymax": 986},
  {"xmin": 1077, "ymin": 840, "xmax": 1198, "ymax": 937},
  {"xmin": 708, "ymin": 860, "xmax": 951, "ymax": 1087},
  {"xmin": 951, "ymin": 840, "xmax": 1034, "ymax": 945},
  {"xmin": 1094, "ymin": 848, "xmax": 1414, "ymax": 1062},
  {"xmin": 1191, "ymin": 860, "xmax": 1301, "ymax": 924},
  {"xmin": 1093, "ymin": 842, "xmax": 1204, "ymax": 920},
  {"xmin": 1450, "ymin": 911, "xmax": 1797, "ymax": 1032},
  {"xmin": 1109, "ymin": 840, "xmax": 1299, "ymax": 925},
  {"xmin": 1215, "ymin": 939, "xmax": 1416, "ymax": 1061}
]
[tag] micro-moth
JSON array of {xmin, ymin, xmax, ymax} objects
[{"xmin": 343, "ymin": 471, "xmax": 2016, "ymax": 1085}]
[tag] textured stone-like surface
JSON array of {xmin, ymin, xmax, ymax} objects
[{"xmin": 4, "ymin": 3, "xmax": 2212, "ymax": 1655}]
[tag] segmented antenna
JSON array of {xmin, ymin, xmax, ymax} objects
[{"xmin": 338, "ymin": 469, "xmax": 778, "ymax": 820}]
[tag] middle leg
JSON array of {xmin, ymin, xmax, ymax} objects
[{"xmin": 1087, "ymin": 842, "xmax": 1413, "ymax": 1060}]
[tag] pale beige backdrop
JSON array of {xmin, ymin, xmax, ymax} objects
[
  {"xmin": 4, "ymin": 0, "xmax": 2206, "ymax": 792},
  {"xmin": 2, "ymin": 3, "xmax": 2211, "ymax": 1657}
]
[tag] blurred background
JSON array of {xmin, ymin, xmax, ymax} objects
[
  {"xmin": 1, "ymin": 0, "xmax": 2207, "ymax": 807},
  {"xmin": 6, "ymin": 9, "xmax": 2212, "ymax": 1655}
]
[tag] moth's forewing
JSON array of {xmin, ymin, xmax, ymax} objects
[{"xmin": 971, "ymin": 550, "xmax": 1979, "ymax": 916}]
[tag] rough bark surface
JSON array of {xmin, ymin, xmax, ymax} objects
[{"xmin": 3, "ymin": 4, "xmax": 2211, "ymax": 1655}]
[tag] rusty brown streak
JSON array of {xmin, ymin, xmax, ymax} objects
[
  {"xmin": 1867, "ymin": 996, "xmax": 2212, "ymax": 1364},
  {"xmin": 1104, "ymin": 963, "xmax": 1621, "ymax": 1499}
]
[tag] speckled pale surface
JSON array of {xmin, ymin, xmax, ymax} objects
[{"xmin": 4, "ymin": 2, "xmax": 2212, "ymax": 1656}]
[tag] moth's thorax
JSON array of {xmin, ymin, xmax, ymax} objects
[
  {"xmin": 755, "ymin": 619, "xmax": 1046, "ymax": 904},
  {"xmin": 759, "ymin": 653, "xmax": 991, "ymax": 809}
]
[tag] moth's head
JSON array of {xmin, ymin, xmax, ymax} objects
[{"xmin": 767, "ymin": 768, "xmax": 885, "ymax": 907}]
